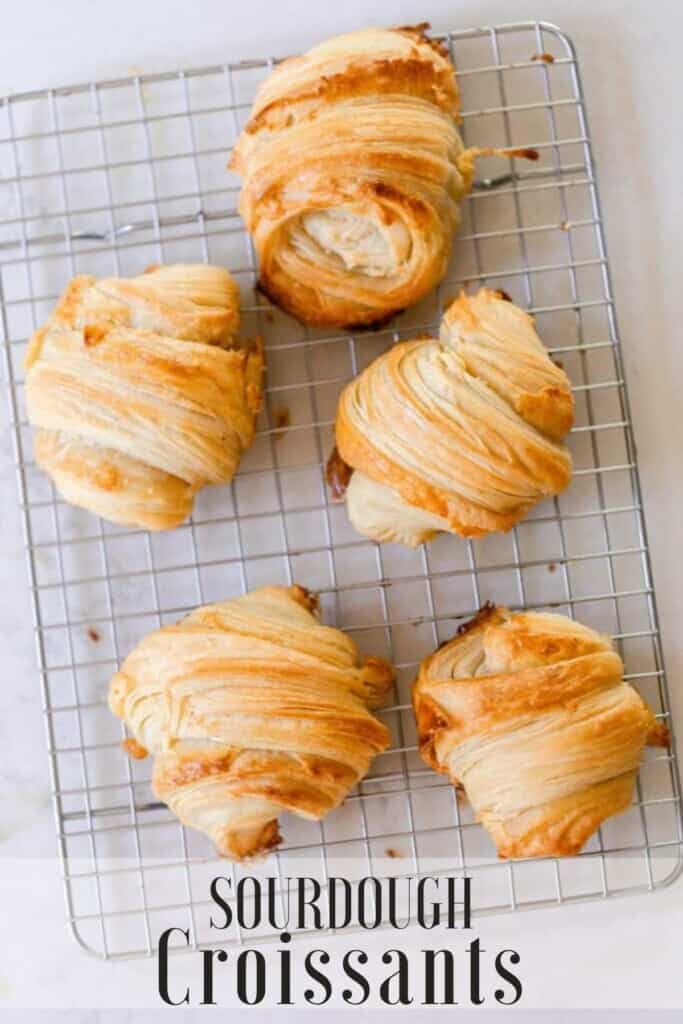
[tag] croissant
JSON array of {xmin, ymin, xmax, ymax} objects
[
  {"xmin": 109, "ymin": 585, "xmax": 394, "ymax": 859},
  {"xmin": 329, "ymin": 288, "xmax": 574, "ymax": 546},
  {"xmin": 230, "ymin": 24, "xmax": 533, "ymax": 328},
  {"xmin": 24, "ymin": 264, "xmax": 263, "ymax": 530},
  {"xmin": 413, "ymin": 605, "xmax": 668, "ymax": 859}
]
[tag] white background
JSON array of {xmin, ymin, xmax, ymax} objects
[{"xmin": 1, "ymin": 0, "xmax": 682, "ymax": 1014}]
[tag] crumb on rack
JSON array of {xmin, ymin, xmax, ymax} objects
[
  {"xmin": 553, "ymin": 358, "xmax": 565, "ymax": 369},
  {"xmin": 560, "ymin": 220, "xmax": 571, "ymax": 231},
  {"xmin": 273, "ymin": 407, "xmax": 291, "ymax": 440},
  {"xmin": 531, "ymin": 52, "xmax": 555, "ymax": 64},
  {"xmin": 548, "ymin": 562, "xmax": 557, "ymax": 573},
  {"xmin": 385, "ymin": 847, "xmax": 403, "ymax": 859},
  {"xmin": 86, "ymin": 627, "xmax": 101, "ymax": 643},
  {"xmin": 506, "ymin": 147, "xmax": 539, "ymax": 162}
]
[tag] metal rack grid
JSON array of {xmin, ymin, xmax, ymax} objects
[{"xmin": 1, "ymin": 20, "xmax": 681, "ymax": 960}]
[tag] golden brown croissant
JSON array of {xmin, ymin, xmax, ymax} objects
[
  {"xmin": 230, "ymin": 25, "xmax": 534, "ymax": 328},
  {"xmin": 109, "ymin": 585, "xmax": 394, "ymax": 859},
  {"xmin": 24, "ymin": 264, "xmax": 263, "ymax": 530},
  {"xmin": 413, "ymin": 605, "xmax": 668, "ymax": 859},
  {"xmin": 330, "ymin": 288, "xmax": 574, "ymax": 546}
]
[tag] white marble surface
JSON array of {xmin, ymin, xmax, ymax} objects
[{"xmin": 1, "ymin": 0, "xmax": 682, "ymax": 1011}]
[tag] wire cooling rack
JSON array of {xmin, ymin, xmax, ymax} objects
[{"xmin": 1, "ymin": 20, "xmax": 682, "ymax": 960}]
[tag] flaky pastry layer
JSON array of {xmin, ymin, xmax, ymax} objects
[
  {"xmin": 413, "ymin": 605, "xmax": 668, "ymax": 859},
  {"xmin": 231, "ymin": 25, "xmax": 474, "ymax": 327},
  {"xmin": 24, "ymin": 264, "xmax": 263, "ymax": 529},
  {"xmin": 109, "ymin": 585, "xmax": 394, "ymax": 859},
  {"xmin": 334, "ymin": 288, "xmax": 574, "ymax": 545}
]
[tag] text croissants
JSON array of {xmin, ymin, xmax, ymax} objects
[
  {"xmin": 24, "ymin": 264, "xmax": 263, "ymax": 530},
  {"xmin": 230, "ymin": 25, "xmax": 481, "ymax": 328},
  {"xmin": 109, "ymin": 585, "xmax": 394, "ymax": 859},
  {"xmin": 330, "ymin": 288, "xmax": 574, "ymax": 546},
  {"xmin": 413, "ymin": 606, "xmax": 668, "ymax": 859}
]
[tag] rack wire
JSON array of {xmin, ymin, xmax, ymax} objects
[{"xmin": 1, "ymin": 20, "xmax": 681, "ymax": 960}]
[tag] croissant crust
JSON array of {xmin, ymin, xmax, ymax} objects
[
  {"xmin": 333, "ymin": 288, "xmax": 574, "ymax": 546},
  {"xmin": 230, "ymin": 25, "xmax": 476, "ymax": 327},
  {"xmin": 109, "ymin": 585, "xmax": 394, "ymax": 859},
  {"xmin": 413, "ymin": 605, "xmax": 667, "ymax": 859},
  {"xmin": 24, "ymin": 264, "xmax": 263, "ymax": 530}
]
